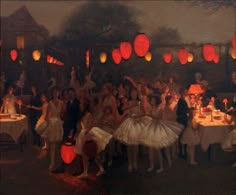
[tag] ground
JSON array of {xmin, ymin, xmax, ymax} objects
[{"xmin": 0, "ymin": 137, "xmax": 236, "ymax": 195}]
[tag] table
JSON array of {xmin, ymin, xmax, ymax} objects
[
  {"xmin": 0, "ymin": 114, "xmax": 28, "ymax": 150},
  {"xmin": 195, "ymin": 111, "xmax": 233, "ymax": 152}
]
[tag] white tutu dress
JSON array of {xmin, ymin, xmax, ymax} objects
[
  {"xmin": 114, "ymin": 104, "xmax": 146, "ymax": 145},
  {"xmin": 45, "ymin": 101, "xmax": 63, "ymax": 142},
  {"xmin": 221, "ymin": 128, "xmax": 236, "ymax": 151},
  {"xmin": 181, "ymin": 119, "xmax": 200, "ymax": 146},
  {"xmin": 141, "ymin": 106, "xmax": 183, "ymax": 149}
]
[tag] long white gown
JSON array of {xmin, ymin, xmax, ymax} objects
[{"xmin": 35, "ymin": 102, "xmax": 48, "ymax": 138}]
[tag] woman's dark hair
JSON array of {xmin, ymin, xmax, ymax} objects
[{"xmin": 41, "ymin": 91, "xmax": 49, "ymax": 101}]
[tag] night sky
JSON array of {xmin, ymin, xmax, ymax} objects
[{"xmin": 1, "ymin": 0, "xmax": 235, "ymax": 43}]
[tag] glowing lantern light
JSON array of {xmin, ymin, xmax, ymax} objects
[
  {"xmin": 60, "ymin": 142, "xmax": 76, "ymax": 164},
  {"xmin": 163, "ymin": 52, "xmax": 172, "ymax": 63},
  {"xmin": 232, "ymin": 34, "xmax": 236, "ymax": 49},
  {"xmin": 144, "ymin": 51, "xmax": 152, "ymax": 62},
  {"xmin": 203, "ymin": 44, "xmax": 216, "ymax": 62},
  {"xmin": 134, "ymin": 34, "xmax": 150, "ymax": 57},
  {"xmin": 120, "ymin": 42, "xmax": 132, "ymax": 60},
  {"xmin": 187, "ymin": 53, "xmax": 194, "ymax": 62},
  {"xmin": 112, "ymin": 48, "xmax": 122, "ymax": 65},
  {"xmin": 32, "ymin": 50, "xmax": 41, "ymax": 61},
  {"xmin": 178, "ymin": 48, "xmax": 188, "ymax": 65},
  {"xmin": 213, "ymin": 54, "xmax": 220, "ymax": 63},
  {"xmin": 86, "ymin": 50, "xmax": 90, "ymax": 69},
  {"xmin": 100, "ymin": 52, "xmax": 107, "ymax": 63},
  {"xmin": 10, "ymin": 49, "xmax": 18, "ymax": 61},
  {"xmin": 231, "ymin": 48, "xmax": 236, "ymax": 59}
]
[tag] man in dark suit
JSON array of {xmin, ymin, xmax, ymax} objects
[{"xmin": 63, "ymin": 88, "xmax": 81, "ymax": 141}]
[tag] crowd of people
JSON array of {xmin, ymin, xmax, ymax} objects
[{"xmin": 0, "ymin": 70, "xmax": 236, "ymax": 178}]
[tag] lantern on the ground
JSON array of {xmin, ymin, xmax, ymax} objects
[
  {"xmin": 134, "ymin": 34, "xmax": 150, "ymax": 57},
  {"xmin": 202, "ymin": 44, "xmax": 216, "ymax": 62},
  {"xmin": 83, "ymin": 140, "xmax": 98, "ymax": 160},
  {"xmin": 100, "ymin": 52, "xmax": 107, "ymax": 63},
  {"xmin": 32, "ymin": 50, "xmax": 41, "ymax": 61},
  {"xmin": 120, "ymin": 42, "xmax": 132, "ymax": 60},
  {"xmin": 61, "ymin": 142, "xmax": 76, "ymax": 164},
  {"xmin": 213, "ymin": 53, "xmax": 219, "ymax": 63},
  {"xmin": 232, "ymin": 34, "xmax": 236, "ymax": 49},
  {"xmin": 187, "ymin": 53, "xmax": 194, "ymax": 62},
  {"xmin": 10, "ymin": 49, "xmax": 18, "ymax": 61},
  {"xmin": 178, "ymin": 48, "xmax": 188, "ymax": 65},
  {"xmin": 112, "ymin": 48, "xmax": 122, "ymax": 65},
  {"xmin": 231, "ymin": 48, "xmax": 236, "ymax": 59},
  {"xmin": 163, "ymin": 52, "xmax": 172, "ymax": 63},
  {"xmin": 144, "ymin": 51, "xmax": 152, "ymax": 62}
]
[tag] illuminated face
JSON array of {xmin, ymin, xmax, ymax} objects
[
  {"xmin": 8, "ymin": 88, "xmax": 14, "ymax": 95},
  {"xmin": 130, "ymin": 89, "xmax": 138, "ymax": 100},
  {"xmin": 41, "ymin": 95, "xmax": 47, "ymax": 102}
]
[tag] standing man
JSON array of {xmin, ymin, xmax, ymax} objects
[
  {"xmin": 27, "ymin": 85, "xmax": 42, "ymax": 147},
  {"xmin": 63, "ymin": 88, "xmax": 81, "ymax": 141}
]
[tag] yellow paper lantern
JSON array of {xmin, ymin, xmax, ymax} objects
[
  {"xmin": 187, "ymin": 53, "xmax": 194, "ymax": 62},
  {"xmin": 145, "ymin": 51, "xmax": 152, "ymax": 62},
  {"xmin": 231, "ymin": 49, "xmax": 236, "ymax": 59},
  {"xmin": 100, "ymin": 52, "xmax": 107, "ymax": 63},
  {"xmin": 32, "ymin": 50, "xmax": 41, "ymax": 61}
]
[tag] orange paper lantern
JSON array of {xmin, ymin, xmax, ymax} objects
[
  {"xmin": 120, "ymin": 42, "xmax": 132, "ymax": 60},
  {"xmin": 100, "ymin": 52, "xmax": 107, "ymax": 63},
  {"xmin": 178, "ymin": 48, "xmax": 188, "ymax": 65},
  {"xmin": 32, "ymin": 50, "xmax": 41, "ymax": 61},
  {"xmin": 203, "ymin": 44, "xmax": 216, "ymax": 62},
  {"xmin": 112, "ymin": 48, "xmax": 122, "ymax": 65},
  {"xmin": 187, "ymin": 53, "xmax": 194, "ymax": 62},
  {"xmin": 134, "ymin": 34, "xmax": 150, "ymax": 57},
  {"xmin": 10, "ymin": 49, "xmax": 18, "ymax": 61},
  {"xmin": 144, "ymin": 51, "xmax": 152, "ymax": 62},
  {"xmin": 163, "ymin": 52, "xmax": 172, "ymax": 63},
  {"xmin": 86, "ymin": 50, "xmax": 90, "ymax": 69},
  {"xmin": 60, "ymin": 142, "xmax": 76, "ymax": 164},
  {"xmin": 231, "ymin": 48, "xmax": 236, "ymax": 59}
]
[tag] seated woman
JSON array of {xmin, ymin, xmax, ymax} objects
[{"xmin": 0, "ymin": 86, "xmax": 17, "ymax": 114}]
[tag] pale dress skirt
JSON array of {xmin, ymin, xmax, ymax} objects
[
  {"xmin": 221, "ymin": 129, "xmax": 236, "ymax": 151},
  {"xmin": 74, "ymin": 127, "xmax": 112, "ymax": 155},
  {"xmin": 141, "ymin": 119, "xmax": 182, "ymax": 149},
  {"xmin": 46, "ymin": 117, "xmax": 63, "ymax": 142},
  {"xmin": 35, "ymin": 118, "xmax": 48, "ymax": 138},
  {"xmin": 181, "ymin": 127, "xmax": 200, "ymax": 145},
  {"xmin": 114, "ymin": 116, "xmax": 151, "ymax": 145}
]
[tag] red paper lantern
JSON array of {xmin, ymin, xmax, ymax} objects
[
  {"xmin": 163, "ymin": 52, "xmax": 172, "ymax": 63},
  {"xmin": 83, "ymin": 140, "xmax": 98, "ymax": 159},
  {"xmin": 120, "ymin": 42, "xmax": 132, "ymax": 60},
  {"xmin": 10, "ymin": 49, "xmax": 18, "ymax": 61},
  {"xmin": 232, "ymin": 34, "xmax": 236, "ymax": 49},
  {"xmin": 112, "ymin": 48, "xmax": 122, "ymax": 64},
  {"xmin": 178, "ymin": 48, "xmax": 188, "ymax": 65},
  {"xmin": 202, "ymin": 44, "xmax": 216, "ymax": 62},
  {"xmin": 213, "ymin": 53, "xmax": 219, "ymax": 63},
  {"xmin": 134, "ymin": 34, "xmax": 150, "ymax": 57},
  {"xmin": 60, "ymin": 142, "xmax": 76, "ymax": 164}
]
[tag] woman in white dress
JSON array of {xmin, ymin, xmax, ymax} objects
[
  {"xmin": 35, "ymin": 93, "xmax": 49, "ymax": 150},
  {"xmin": 181, "ymin": 108, "xmax": 200, "ymax": 165},
  {"xmin": 141, "ymin": 95, "xmax": 183, "ymax": 173},
  {"xmin": 114, "ymin": 88, "xmax": 143, "ymax": 172},
  {"xmin": 1, "ymin": 86, "xmax": 17, "ymax": 114},
  {"xmin": 221, "ymin": 110, "xmax": 236, "ymax": 167},
  {"xmin": 82, "ymin": 69, "xmax": 96, "ymax": 95},
  {"xmin": 46, "ymin": 88, "xmax": 64, "ymax": 171},
  {"xmin": 74, "ymin": 103, "xmax": 112, "ymax": 178}
]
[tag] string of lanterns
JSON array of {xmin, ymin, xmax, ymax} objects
[{"xmin": 98, "ymin": 33, "xmax": 236, "ymax": 65}]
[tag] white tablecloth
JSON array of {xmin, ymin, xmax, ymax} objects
[
  {"xmin": 0, "ymin": 115, "xmax": 28, "ymax": 143},
  {"xmin": 195, "ymin": 111, "xmax": 233, "ymax": 151}
]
